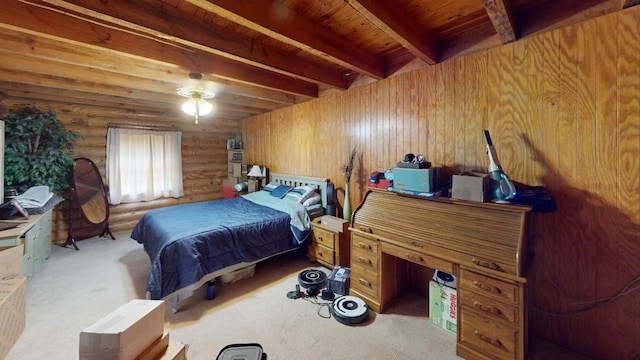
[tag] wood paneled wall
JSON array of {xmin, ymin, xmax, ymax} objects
[
  {"xmin": 0, "ymin": 101, "xmax": 239, "ymax": 243},
  {"xmin": 241, "ymin": 7, "xmax": 639, "ymax": 360}
]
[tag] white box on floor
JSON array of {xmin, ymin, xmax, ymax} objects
[
  {"xmin": 429, "ymin": 280, "xmax": 457, "ymax": 335},
  {"xmin": 79, "ymin": 299, "xmax": 165, "ymax": 360}
]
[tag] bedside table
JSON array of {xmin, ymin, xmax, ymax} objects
[{"xmin": 307, "ymin": 215, "xmax": 350, "ymax": 268}]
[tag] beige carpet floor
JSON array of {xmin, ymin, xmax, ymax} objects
[{"xmin": 6, "ymin": 233, "xmax": 590, "ymax": 360}]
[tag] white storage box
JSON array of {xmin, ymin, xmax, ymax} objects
[
  {"xmin": 220, "ymin": 264, "xmax": 256, "ymax": 285},
  {"xmin": 79, "ymin": 299, "xmax": 165, "ymax": 360}
]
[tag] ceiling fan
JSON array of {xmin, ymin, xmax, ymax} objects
[{"xmin": 176, "ymin": 72, "xmax": 217, "ymax": 124}]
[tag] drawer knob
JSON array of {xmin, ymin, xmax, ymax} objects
[
  {"xmin": 406, "ymin": 240, "xmax": 423, "ymax": 248},
  {"xmin": 473, "ymin": 281, "xmax": 502, "ymax": 295},
  {"xmin": 358, "ymin": 257, "xmax": 372, "ymax": 265},
  {"xmin": 358, "ymin": 278, "xmax": 371, "ymax": 287},
  {"xmin": 474, "ymin": 301, "xmax": 502, "ymax": 316},
  {"xmin": 474, "ymin": 330, "xmax": 504, "ymax": 349},
  {"xmin": 405, "ymin": 253, "xmax": 423, "ymax": 263},
  {"xmin": 472, "ymin": 258, "xmax": 500, "ymax": 271},
  {"xmin": 317, "ymin": 235, "xmax": 323, "ymax": 241},
  {"xmin": 359, "ymin": 226, "xmax": 373, "ymax": 233},
  {"xmin": 358, "ymin": 242, "xmax": 372, "ymax": 250}
]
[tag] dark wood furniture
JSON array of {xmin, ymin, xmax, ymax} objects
[
  {"xmin": 64, "ymin": 157, "xmax": 114, "ymax": 250},
  {"xmin": 349, "ymin": 190, "xmax": 531, "ymax": 360}
]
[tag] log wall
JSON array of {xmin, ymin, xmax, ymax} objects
[
  {"xmin": 0, "ymin": 102, "xmax": 239, "ymax": 243},
  {"xmin": 240, "ymin": 7, "xmax": 639, "ymax": 359}
]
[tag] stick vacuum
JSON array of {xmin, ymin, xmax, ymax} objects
[{"xmin": 483, "ymin": 130, "xmax": 516, "ymax": 202}]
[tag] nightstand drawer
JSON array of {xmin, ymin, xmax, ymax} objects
[
  {"xmin": 308, "ymin": 242, "xmax": 335, "ymax": 266},
  {"xmin": 312, "ymin": 227, "xmax": 336, "ymax": 249}
]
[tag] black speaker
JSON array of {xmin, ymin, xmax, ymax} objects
[{"xmin": 325, "ymin": 183, "xmax": 336, "ymax": 216}]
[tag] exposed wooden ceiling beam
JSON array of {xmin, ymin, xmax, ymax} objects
[
  {"xmin": 40, "ymin": 0, "xmax": 350, "ymax": 90},
  {"xmin": 344, "ymin": 0, "xmax": 437, "ymax": 67},
  {"xmin": 484, "ymin": 0, "xmax": 517, "ymax": 44},
  {"xmin": 0, "ymin": 0, "xmax": 318, "ymax": 98},
  {"xmin": 185, "ymin": 0, "xmax": 386, "ymax": 80},
  {"xmin": 0, "ymin": 27, "xmax": 300, "ymax": 107},
  {"xmin": 622, "ymin": 0, "xmax": 640, "ymax": 8}
]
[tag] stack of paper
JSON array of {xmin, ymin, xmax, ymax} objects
[{"xmin": 15, "ymin": 186, "xmax": 54, "ymax": 208}]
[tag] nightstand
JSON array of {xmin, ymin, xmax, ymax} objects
[{"xmin": 307, "ymin": 215, "xmax": 350, "ymax": 268}]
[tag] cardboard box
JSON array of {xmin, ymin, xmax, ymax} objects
[
  {"xmin": 79, "ymin": 299, "xmax": 165, "ymax": 360},
  {"xmin": 136, "ymin": 331, "xmax": 169, "ymax": 360},
  {"xmin": 452, "ymin": 172, "xmax": 490, "ymax": 202},
  {"xmin": 0, "ymin": 245, "xmax": 23, "ymax": 280},
  {"xmin": 429, "ymin": 280, "xmax": 457, "ymax": 335},
  {"xmin": 159, "ymin": 342, "xmax": 186, "ymax": 360},
  {"xmin": 317, "ymin": 215, "xmax": 347, "ymax": 233},
  {"xmin": 0, "ymin": 278, "xmax": 26, "ymax": 360},
  {"xmin": 392, "ymin": 167, "xmax": 440, "ymax": 193},
  {"xmin": 327, "ymin": 267, "xmax": 350, "ymax": 295}
]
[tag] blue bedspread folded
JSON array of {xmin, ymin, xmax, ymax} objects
[{"xmin": 131, "ymin": 195, "xmax": 309, "ymax": 299}]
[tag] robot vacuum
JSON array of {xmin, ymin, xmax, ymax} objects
[
  {"xmin": 298, "ymin": 269, "xmax": 327, "ymax": 297},
  {"xmin": 330, "ymin": 295, "xmax": 369, "ymax": 325}
]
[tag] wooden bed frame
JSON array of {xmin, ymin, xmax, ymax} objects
[{"xmin": 160, "ymin": 173, "xmax": 330, "ymax": 312}]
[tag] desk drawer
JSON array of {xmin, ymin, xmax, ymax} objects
[
  {"xmin": 459, "ymin": 288, "xmax": 518, "ymax": 325},
  {"xmin": 350, "ymin": 263, "xmax": 379, "ymax": 298},
  {"xmin": 351, "ymin": 247, "xmax": 379, "ymax": 271},
  {"xmin": 459, "ymin": 308, "xmax": 518, "ymax": 360},
  {"xmin": 312, "ymin": 227, "xmax": 336, "ymax": 249},
  {"xmin": 381, "ymin": 242, "xmax": 453, "ymax": 274},
  {"xmin": 460, "ymin": 269, "xmax": 519, "ymax": 305},
  {"xmin": 351, "ymin": 233, "xmax": 379, "ymax": 254}
]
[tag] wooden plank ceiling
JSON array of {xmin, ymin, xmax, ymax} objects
[{"xmin": 0, "ymin": 0, "xmax": 636, "ymax": 123}]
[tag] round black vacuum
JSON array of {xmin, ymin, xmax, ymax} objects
[{"xmin": 298, "ymin": 269, "xmax": 327, "ymax": 296}]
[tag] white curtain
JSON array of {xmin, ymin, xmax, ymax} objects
[{"xmin": 106, "ymin": 127, "xmax": 184, "ymax": 204}]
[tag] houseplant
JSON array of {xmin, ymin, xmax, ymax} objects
[{"xmin": 2, "ymin": 107, "xmax": 81, "ymax": 195}]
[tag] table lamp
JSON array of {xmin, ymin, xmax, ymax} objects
[{"xmin": 247, "ymin": 165, "xmax": 265, "ymax": 192}]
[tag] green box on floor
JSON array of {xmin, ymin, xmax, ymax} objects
[{"xmin": 429, "ymin": 280, "xmax": 457, "ymax": 334}]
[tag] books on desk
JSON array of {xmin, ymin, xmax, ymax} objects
[{"xmin": 14, "ymin": 186, "xmax": 53, "ymax": 208}]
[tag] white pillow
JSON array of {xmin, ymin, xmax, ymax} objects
[{"xmin": 302, "ymin": 192, "xmax": 321, "ymax": 206}]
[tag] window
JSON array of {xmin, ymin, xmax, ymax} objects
[{"xmin": 106, "ymin": 127, "xmax": 184, "ymax": 204}]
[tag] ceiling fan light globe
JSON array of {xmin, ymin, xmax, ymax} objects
[
  {"xmin": 181, "ymin": 99, "xmax": 197, "ymax": 116},
  {"xmin": 197, "ymin": 100, "xmax": 214, "ymax": 116},
  {"xmin": 182, "ymin": 98, "xmax": 213, "ymax": 116}
]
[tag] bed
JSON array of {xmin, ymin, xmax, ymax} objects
[{"xmin": 131, "ymin": 173, "xmax": 329, "ymax": 311}]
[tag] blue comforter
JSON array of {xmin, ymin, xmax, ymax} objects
[{"xmin": 131, "ymin": 193, "xmax": 310, "ymax": 299}]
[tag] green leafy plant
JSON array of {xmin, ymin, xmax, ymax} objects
[{"xmin": 2, "ymin": 107, "xmax": 82, "ymax": 194}]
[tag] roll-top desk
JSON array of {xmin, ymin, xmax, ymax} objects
[{"xmin": 349, "ymin": 190, "xmax": 531, "ymax": 360}]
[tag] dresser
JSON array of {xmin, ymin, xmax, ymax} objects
[
  {"xmin": 0, "ymin": 210, "xmax": 53, "ymax": 280},
  {"xmin": 307, "ymin": 215, "xmax": 350, "ymax": 268},
  {"xmin": 349, "ymin": 190, "xmax": 531, "ymax": 360}
]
